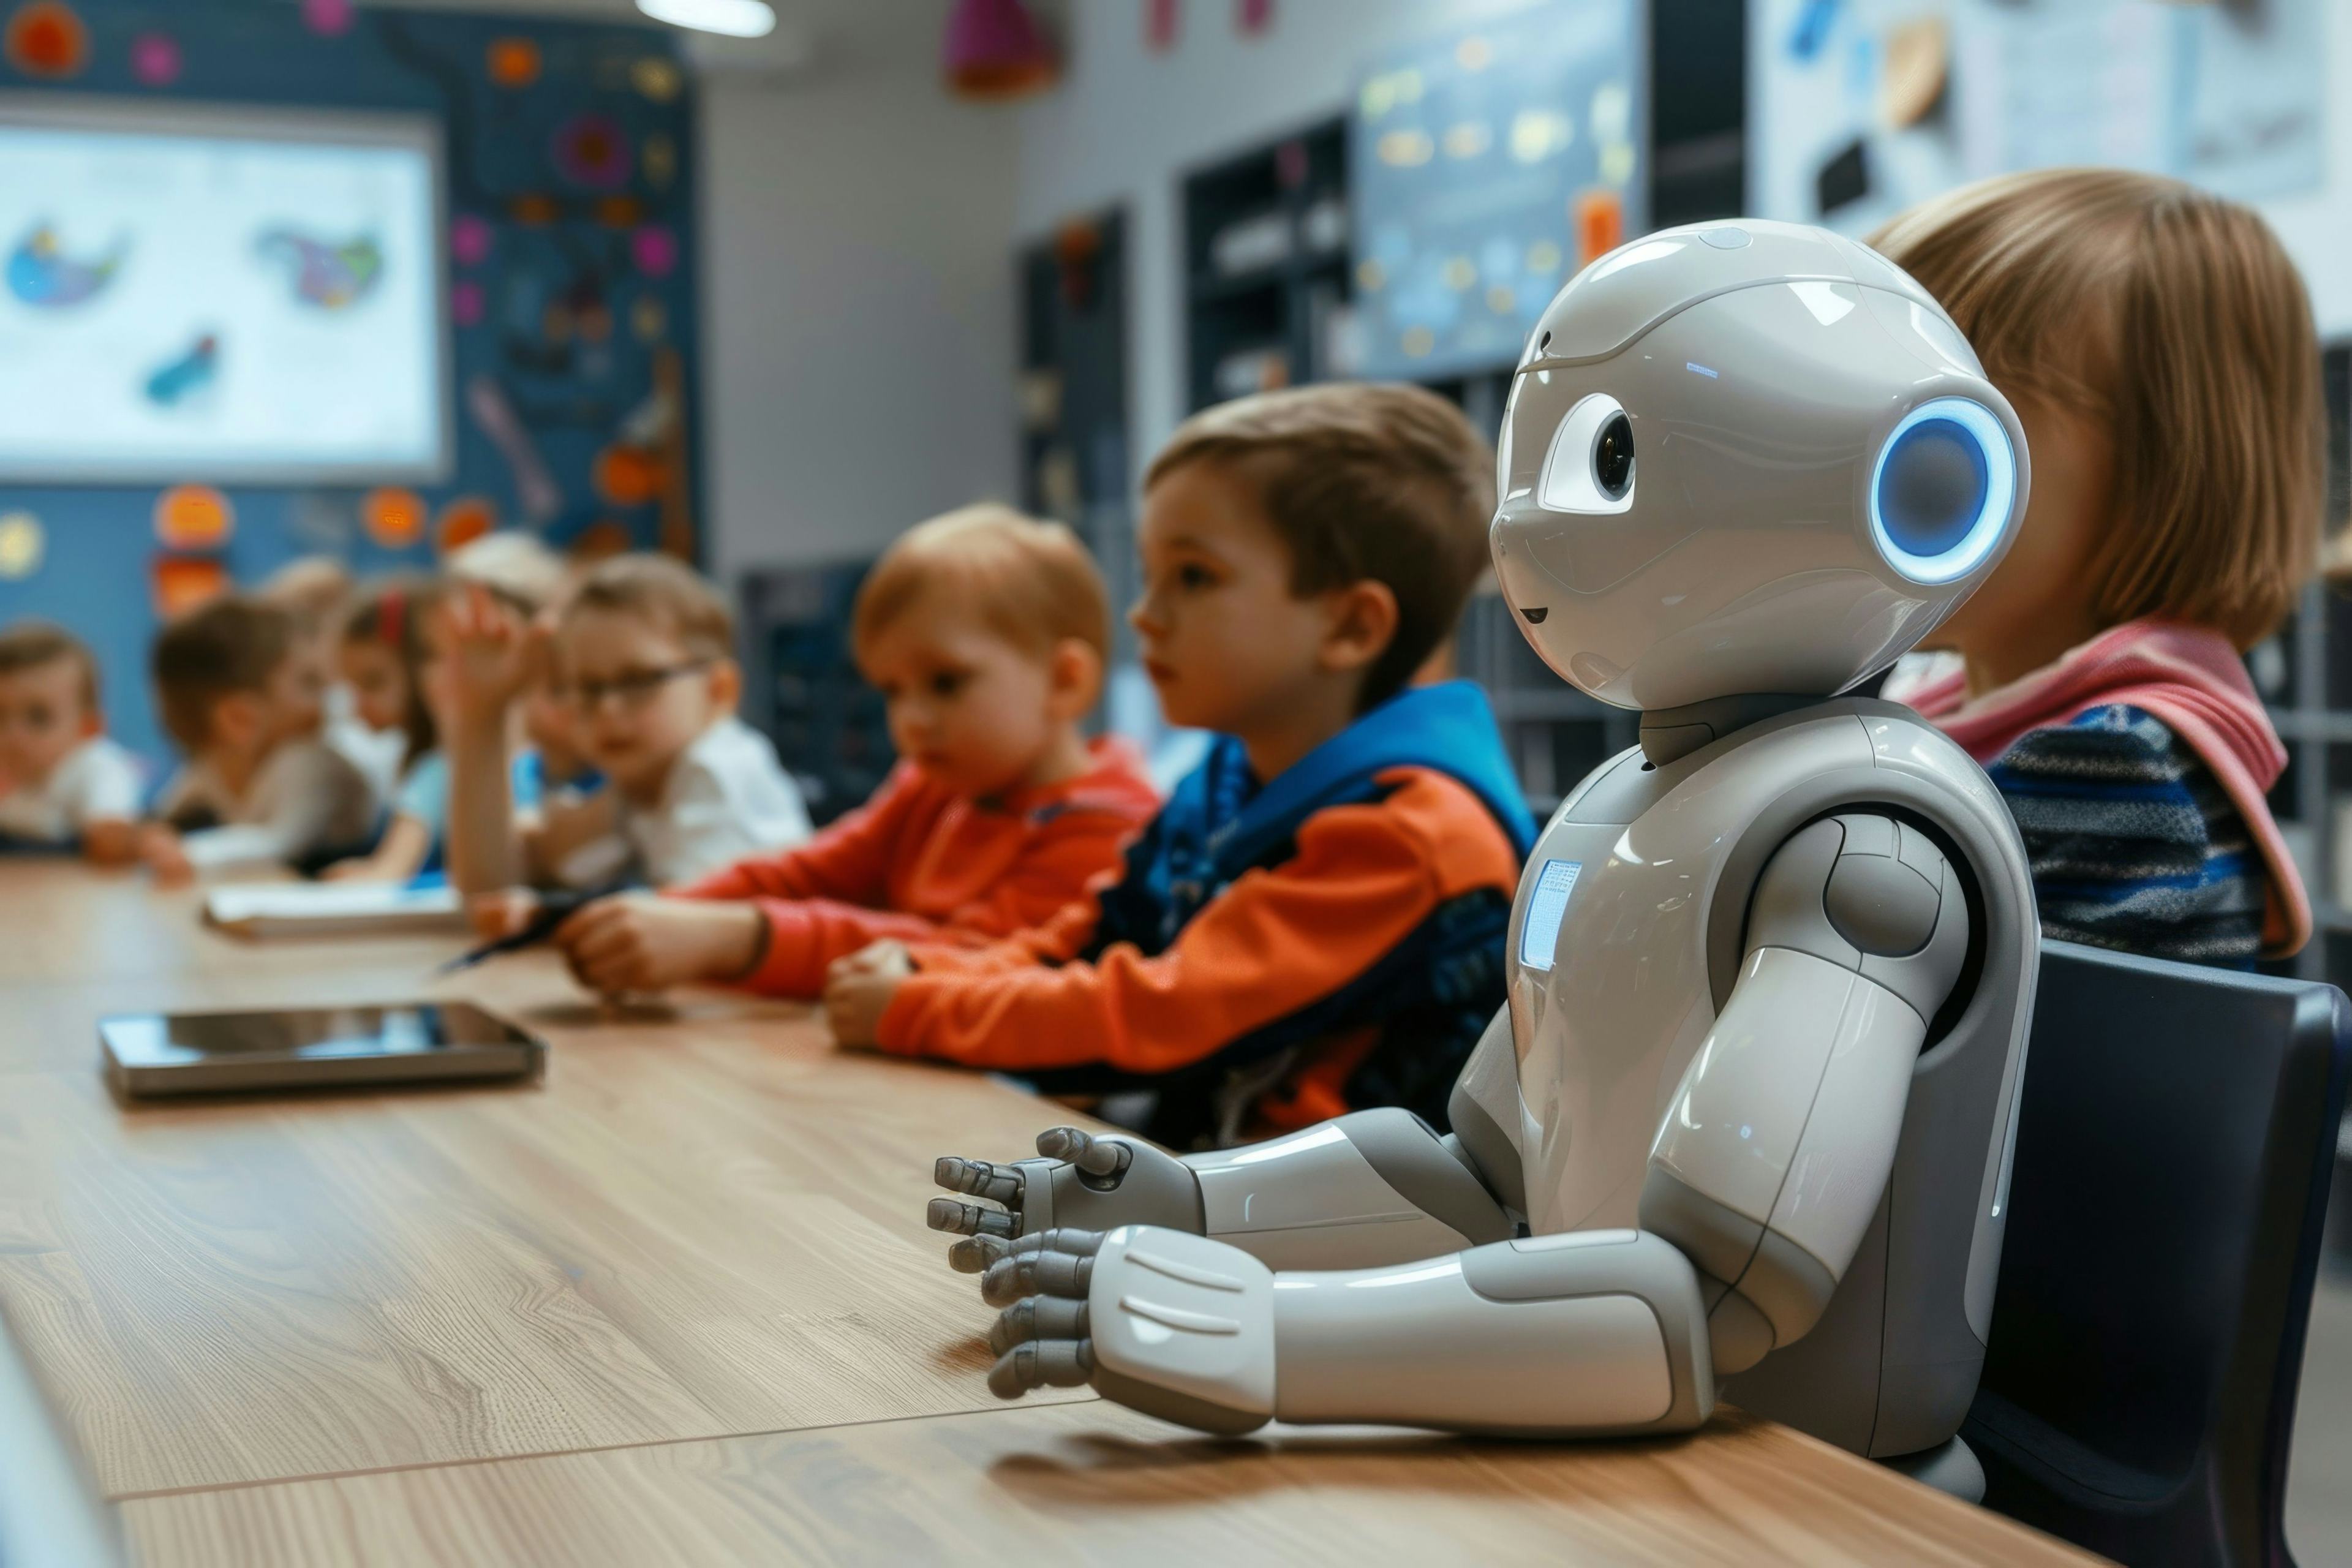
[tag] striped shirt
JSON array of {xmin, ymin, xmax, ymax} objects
[{"xmin": 1985, "ymin": 703, "xmax": 2266, "ymax": 968}]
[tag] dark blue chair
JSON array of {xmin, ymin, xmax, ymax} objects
[{"xmin": 1964, "ymin": 940, "xmax": 2352, "ymax": 1567}]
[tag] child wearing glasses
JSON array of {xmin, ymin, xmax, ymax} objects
[
  {"xmin": 440, "ymin": 552, "xmax": 810, "ymax": 899},
  {"xmin": 520, "ymin": 506, "xmax": 1160, "ymax": 998}
]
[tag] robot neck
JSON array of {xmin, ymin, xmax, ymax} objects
[{"xmin": 1638, "ymin": 694, "xmax": 1823, "ymax": 767}]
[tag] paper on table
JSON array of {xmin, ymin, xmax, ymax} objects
[{"xmin": 204, "ymin": 881, "xmax": 467, "ymax": 937}]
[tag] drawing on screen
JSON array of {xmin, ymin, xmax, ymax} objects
[
  {"xmin": 5, "ymin": 222, "xmax": 127, "ymax": 309},
  {"xmin": 256, "ymin": 228, "xmax": 384, "ymax": 311},
  {"xmin": 144, "ymin": 333, "xmax": 221, "ymax": 409}
]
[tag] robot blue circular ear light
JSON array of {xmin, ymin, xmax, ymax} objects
[{"xmin": 1868, "ymin": 397, "xmax": 2017, "ymax": 585}]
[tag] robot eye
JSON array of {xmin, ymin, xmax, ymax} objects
[
  {"xmin": 1869, "ymin": 397, "xmax": 2016, "ymax": 585},
  {"xmin": 1537, "ymin": 393, "xmax": 1636, "ymax": 514}
]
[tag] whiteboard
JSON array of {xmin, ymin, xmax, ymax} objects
[{"xmin": 0, "ymin": 94, "xmax": 448, "ymax": 484}]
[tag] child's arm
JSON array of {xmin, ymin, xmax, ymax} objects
[
  {"xmin": 71, "ymin": 744, "xmax": 146, "ymax": 867},
  {"xmin": 853, "ymin": 782, "xmax": 1509, "ymax": 1071},
  {"xmin": 438, "ymin": 585, "xmax": 553, "ymax": 892},
  {"xmin": 321, "ymin": 815, "xmax": 434, "ymax": 883}
]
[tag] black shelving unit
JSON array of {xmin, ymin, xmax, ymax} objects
[
  {"xmin": 738, "ymin": 561, "xmax": 891, "ymax": 827},
  {"xmin": 1182, "ymin": 118, "xmax": 1352, "ymax": 412}
]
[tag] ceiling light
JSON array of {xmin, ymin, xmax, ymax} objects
[{"xmin": 636, "ymin": 0, "xmax": 776, "ymax": 39}]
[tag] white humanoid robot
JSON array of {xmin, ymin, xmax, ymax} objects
[{"xmin": 925, "ymin": 219, "xmax": 2041, "ymax": 1496}]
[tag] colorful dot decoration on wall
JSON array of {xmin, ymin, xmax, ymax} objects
[
  {"xmin": 300, "ymin": 0, "xmax": 355, "ymax": 39},
  {"xmin": 434, "ymin": 496, "xmax": 498, "ymax": 556},
  {"xmin": 631, "ymin": 296, "xmax": 668, "ymax": 345},
  {"xmin": 450, "ymin": 214, "xmax": 494, "ymax": 268},
  {"xmin": 6, "ymin": 1, "xmax": 90, "ymax": 79},
  {"xmin": 592, "ymin": 445, "xmax": 663, "ymax": 508},
  {"xmin": 151, "ymin": 556, "xmax": 228, "ymax": 617},
  {"xmin": 641, "ymin": 133, "xmax": 678, "ymax": 190},
  {"xmin": 631, "ymin": 225, "xmax": 678, "ymax": 280},
  {"xmin": 553, "ymin": 113, "xmax": 632, "ymax": 190},
  {"xmin": 128, "ymin": 31, "xmax": 180, "ymax": 87},
  {"xmin": 153, "ymin": 485, "xmax": 233, "ymax": 551},
  {"xmin": 487, "ymin": 36, "xmax": 541, "ymax": 89},
  {"xmin": 451, "ymin": 279, "xmax": 485, "ymax": 328},
  {"xmin": 0, "ymin": 510, "xmax": 43, "ymax": 580},
  {"xmin": 631, "ymin": 56, "xmax": 682, "ymax": 104},
  {"xmin": 363, "ymin": 487, "xmax": 428, "ymax": 550},
  {"xmin": 508, "ymin": 193, "xmax": 559, "ymax": 227},
  {"xmin": 1145, "ymin": 0, "xmax": 1180, "ymax": 53},
  {"xmin": 1237, "ymin": 0, "xmax": 1273, "ymax": 37}
]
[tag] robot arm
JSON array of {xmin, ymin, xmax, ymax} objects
[
  {"xmin": 977, "ymin": 813, "xmax": 1970, "ymax": 1436},
  {"xmin": 926, "ymin": 1083, "xmax": 1518, "ymax": 1275}
]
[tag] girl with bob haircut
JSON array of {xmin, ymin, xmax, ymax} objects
[{"xmin": 1878, "ymin": 167, "xmax": 2325, "ymax": 967}]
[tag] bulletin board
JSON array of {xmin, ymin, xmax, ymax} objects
[
  {"xmin": 0, "ymin": 0, "xmax": 703, "ymax": 771},
  {"xmin": 1749, "ymin": 0, "xmax": 2326, "ymax": 237},
  {"xmin": 1351, "ymin": 0, "xmax": 1646, "ymax": 382}
]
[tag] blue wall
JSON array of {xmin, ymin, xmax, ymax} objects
[{"xmin": 0, "ymin": 0, "xmax": 701, "ymax": 769}]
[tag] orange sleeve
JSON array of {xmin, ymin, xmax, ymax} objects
[
  {"xmin": 874, "ymin": 769, "xmax": 1515, "ymax": 1076},
  {"xmin": 680, "ymin": 764, "xmax": 922, "ymax": 907},
  {"xmin": 936, "ymin": 801, "xmax": 1153, "ymax": 942}
]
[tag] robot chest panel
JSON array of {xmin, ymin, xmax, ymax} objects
[{"xmin": 1505, "ymin": 805, "xmax": 1723, "ymax": 1233}]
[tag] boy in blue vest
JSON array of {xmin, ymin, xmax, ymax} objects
[{"xmin": 824, "ymin": 383, "xmax": 1534, "ymax": 1149}]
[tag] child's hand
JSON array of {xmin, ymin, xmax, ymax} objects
[
  {"xmin": 139, "ymin": 824, "xmax": 192, "ymax": 887},
  {"xmin": 434, "ymin": 583, "xmax": 544, "ymax": 722},
  {"xmin": 79, "ymin": 818, "xmax": 142, "ymax": 868},
  {"xmin": 830, "ymin": 939, "xmax": 912, "ymax": 982},
  {"xmin": 823, "ymin": 944, "xmax": 914, "ymax": 1048},
  {"xmin": 469, "ymin": 887, "xmax": 540, "ymax": 942},
  {"xmin": 554, "ymin": 894, "xmax": 765, "ymax": 996},
  {"xmin": 319, "ymin": 857, "xmax": 373, "ymax": 882}
]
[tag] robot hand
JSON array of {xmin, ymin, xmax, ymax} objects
[
  {"xmin": 981, "ymin": 1225, "xmax": 1276, "ymax": 1434},
  {"xmin": 925, "ymin": 1127, "xmax": 1205, "ymax": 1273}
]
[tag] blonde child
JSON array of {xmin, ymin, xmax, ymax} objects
[
  {"xmin": 442, "ymin": 552, "xmax": 810, "ymax": 897},
  {"xmin": 1874, "ymin": 168, "xmax": 2323, "ymax": 967},
  {"xmin": 824, "ymin": 385, "xmax": 1536, "ymax": 1148},
  {"xmin": 148, "ymin": 595, "xmax": 377, "ymax": 878},
  {"xmin": 0, "ymin": 622, "xmax": 147, "ymax": 865},
  {"xmin": 540, "ymin": 506, "xmax": 1161, "ymax": 997}
]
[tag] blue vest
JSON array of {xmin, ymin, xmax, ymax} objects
[{"xmin": 1076, "ymin": 681, "xmax": 1536, "ymax": 1145}]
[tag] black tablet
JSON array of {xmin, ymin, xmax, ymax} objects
[{"xmin": 99, "ymin": 1003, "xmax": 544, "ymax": 1098}]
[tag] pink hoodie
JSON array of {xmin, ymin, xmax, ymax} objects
[{"xmin": 1899, "ymin": 619, "xmax": 2309, "ymax": 957}]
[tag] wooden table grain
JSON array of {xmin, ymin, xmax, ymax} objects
[{"xmin": 0, "ymin": 862, "xmax": 2105, "ymax": 1566}]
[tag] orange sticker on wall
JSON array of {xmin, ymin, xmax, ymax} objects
[
  {"xmin": 592, "ymin": 446, "xmax": 664, "ymax": 507},
  {"xmin": 1575, "ymin": 188, "xmax": 1624, "ymax": 266},
  {"xmin": 151, "ymin": 556, "xmax": 228, "ymax": 617},
  {"xmin": 5, "ymin": 1, "xmax": 89, "ymax": 79},
  {"xmin": 486, "ymin": 36, "xmax": 541, "ymax": 89},
  {"xmin": 153, "ymin": 484, "xmax": 233, "ymax": 551},
  {"xmin": 435, "ymin": 496, "xmax": 498, "ymax": 556},
  {"xmin": 363, "ymin": 488, "xmax": 428, "ymax": 549}
]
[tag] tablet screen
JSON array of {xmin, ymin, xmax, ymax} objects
[{"xmin": 104, "ymin": 1005, "xmax": 524, "ymax": 1066}]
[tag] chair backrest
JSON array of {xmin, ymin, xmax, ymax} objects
[{"xmin": 1966, "ymin": 940, "xmax": 2351, "ymax": 1568}]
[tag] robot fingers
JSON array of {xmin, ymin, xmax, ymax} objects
[
  {"xmin": 927, "ymin": 1196, "xmax": 1018, "ymax": 1239},
  {"xmin": 987, "ymin": 1335, "xmax": 1096, "ymax": 1398},
  {"xmin": 987, "ymin": 1294, "xmax": 1091, "ymax": 1357},
  {"xmin": 946, "ymin": 1233, "xmax": 1013, "ymax": 1274},
  {"xmin": 954, "ymin": 1226, "xmax": 1106, "ymax": 1283},
  {"xmin": 934, "ymin": 1155, "xmax": 1025, "ymax": 1207},
  {"xmin": 980, "ymin": 1243, "xmax": 1098, "ymax": 1308},
  {"xmin": 1035, "ymin": 1126, "xmax": 1132, "ymax": 1181}
]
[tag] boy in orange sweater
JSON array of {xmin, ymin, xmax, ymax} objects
[
  {"xmin": 824, "ymin": 385, "xmax": 1535, "ymax": 1148},
  {"xmin": 539, "ymin": 506, "xmax": 1159, "ymax": 997}
]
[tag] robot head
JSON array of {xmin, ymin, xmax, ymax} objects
[{"xmin": 1491, "ymin": 219, "xmax": 2029, "ymax": 712}]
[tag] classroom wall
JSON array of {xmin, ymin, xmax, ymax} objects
[
  {"xmin": 698, "ymin": 59, "xmax": 1022, "ymax": 582},
  {"xmin": 1011, "ymin": 0, "xmax": 1548, "ymax": 471},
  {"xmin": 0, "ymin": 0, "xmax": 701, "ymax": 770}
]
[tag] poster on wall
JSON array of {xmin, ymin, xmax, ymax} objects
[
  {"xmin": 1352, "ymin": 0, "xmax": 1646, "ymax": 382},
  {"xmin": 0, "ymin": 94, "xmax": 447, "ymax": 484},
  {"xmin": 1750, "ymin": 0, "xmax": 2325, "ymax": 237}
]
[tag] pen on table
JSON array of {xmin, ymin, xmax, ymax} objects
[{"xmin": 435, "ymin": 886, "xmax": 621, "ymax": 975}]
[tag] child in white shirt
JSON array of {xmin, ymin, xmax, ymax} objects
[
  {"xmin": 442, "ymin": 552, "xmax": 809, "ymax": 898},
  {"xmin": 146, "ymin": 596, "xmax": 378, "ymax": 878},
  {"xmin": 0, "ymin": 622, "xmax": 151, "ymax": 867}
]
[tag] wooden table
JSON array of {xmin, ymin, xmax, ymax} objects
[{"xmin": 0, "ymin": 862, "xmax": 2103, "ymax": 1566}]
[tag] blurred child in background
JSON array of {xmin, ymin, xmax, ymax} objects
[
  {"xmin": 0, "ymin": 622, "xmax": 149, "ymax": 867},
  {"xmin": 825, "ymin": 385, "xmax": 1535, "ymax": 1147},
  {"xmin": 538, "ymin": 506, "xmax": 1159, "ymax": 998},
  {"xmin": 147, "ymin": 595, "xmax": 376, "ymax": 878},
  {"xmin": 1875, "ymin": 169, "xmax": 2323, "ymax": 968},
  {"xmin": 259, "ymin": 556, "xmax": 401, "ymax": 802},
  {"xmin": 443, "ymin": 552, "xmax": 809, "ymax": 899},
  {"xmin": 322, "ymin": 578, "xmax": 442, "ymax": 882}
]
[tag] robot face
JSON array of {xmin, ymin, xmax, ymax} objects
[{"xmin": 1490, "ymin": 220, "xmax": 2029, "ymax": 712}]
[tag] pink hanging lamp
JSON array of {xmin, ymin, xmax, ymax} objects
[{"xmin": 943, "ymin": 0, "xmax": 1058, "ymax": 100}]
